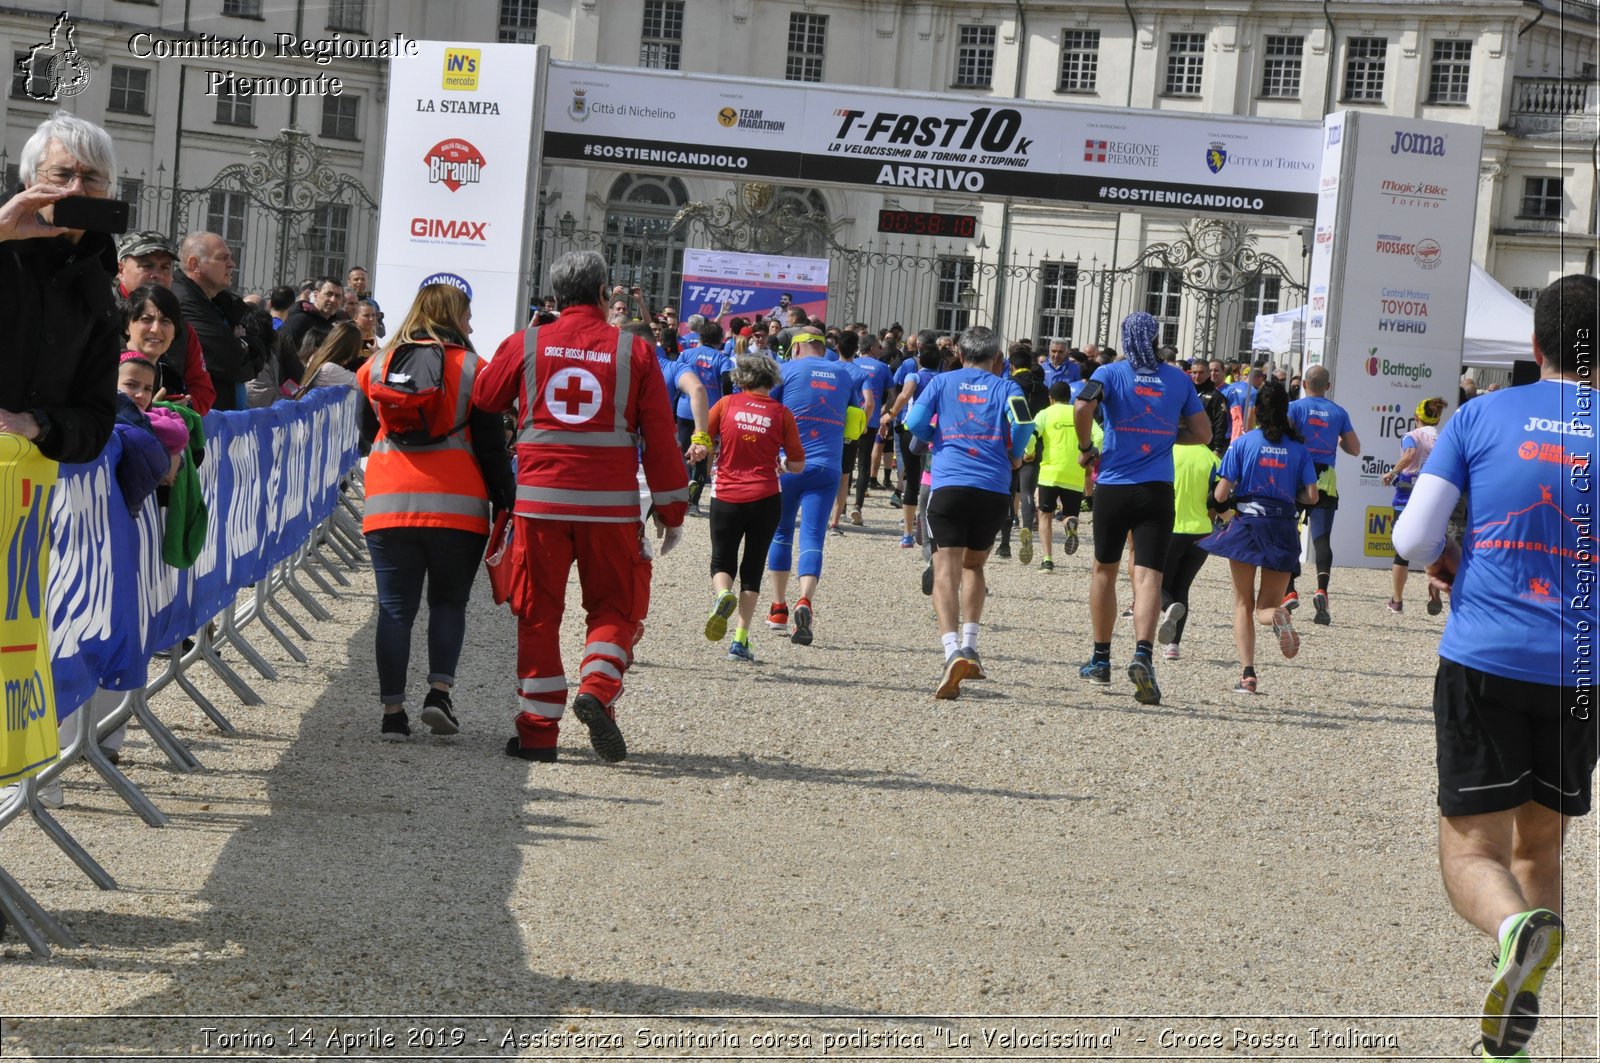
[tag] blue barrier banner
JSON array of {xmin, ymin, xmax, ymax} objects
[{"xmin": 46, "ymin": 389, "xmax": 360, "ymax": 721}]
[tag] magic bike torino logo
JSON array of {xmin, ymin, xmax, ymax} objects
[
  {"xmin": 423, "ymin": 139, "xmax": 484, "ymax": 192},
  {"xmin": 20, "ymin": 12, "xmax": 90, "ymax": 102},
  {"xmin": 441, "ymin": 48, "xmax": 480, "ymax": 91},
  {"xmin": 1205, "ymin": 142, "xmax": 1228, "ymax": 174}
]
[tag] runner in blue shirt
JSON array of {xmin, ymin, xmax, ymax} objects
[
  {"xmin": 764, "ymin": 330, "xmax": 862, "ymax": 647},
  {"xmin": 1391, "ymin": 274, "xmax": 1598, "ymax": 1063},
  {"xmin": 880, "ymin": 332, "xmax": 942, "ymax": 544},
  {"xmin": 905, "ymin": 325, "xmax": 1033, "ymax": 699},
  {"xmin": 1284, "ymin": 366, "xmax": 1360, "ymax": 624},
  {"xmin": 828, "ymin": 332, "xmax": 878, "ymax": 533},
  {"xmin": 1222, "ymin": 366, "xmax": 1264, "ymax": 441},
  {"xmin": 676, "ymin": 322, "xmax": 731, "ymax": 512},
  {"xmin": 1071, "ymin": 312, "xmax": 1211, "ymax": 706},
  {"xmin": 850, "ymin": 334, "xmax": 895, "ymax": 525},
  {"xmin": 1199, "ymin": 380, "xmax": 1318, "ymax": 694},
  {"xmin": 1042, "ymin": 339, "xmax": 1081, "ymax": 389}
]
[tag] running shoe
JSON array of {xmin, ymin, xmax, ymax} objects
[
  {"xmin": 934, "ymin": 652, "xmax": 976, "ymax": 700},
  {"xmin": 1481, "ymin": 909, "xmax": 1564, "ymax": 1060},
  {"xmin": 687, "ymin": 480, "xmax": 704, "ymax": 506},
  {"xmin": 1063, "ymin": 519, "xmax": 1080, "ymax": 555},
  {"xmin": 766, "ymin": 601, "xmax": 789, "ymax": 631},
  {"xmin": 1474, "ymin": 1046, "xmax": 1529, "ymax": 1061},
  {"xmin": 1079, "ymin": 659, "xmax": 1111, "ymax": 685},
  {"xmin": 899, "ymin": 534, "xmax": 916, "ymax": 548},
  {"xmin": 790, "ymin": 599, "xmax": 814, "ymax": 646},
  {"xmin": 1157, "ymin": 601, "xmax": 1186, "ymax": 645},
  {"xmin": 572, "ymin": 692, "xmax": 627, "ymax": 762},
  {"xmin": 727, "ymin": 639, "xmax": 756, "ymax": 663},
  {"xmin": 419, "ymin": 689, "xmax": 460, "ymax": 736},
  {"xmin": 1272, "ymin": 607, "xmax": 1301, "ymax": 658},
  {"xmin": 1039, "ymin": 558, "xmax": 1054, "ymax": 572},
  {"xmin": 959, "ymin": 646, "xmax": 986, "ymax": 680},
  {"xmin": 1232, "ymin": 675, "xmax": 1258, "ymax": 695},
  {"xmin": 705, "ymin": 589, "xmax": 738, "ymax": 641},
  {"xmin": 831, "ymin": 523, "xmax": 844, "ymax": 537},
  {"xmin": 921, "ymin": 563, "xmax": 934, "ymax": 596},
  {"xmin": 380, "ymin": 709, "xmax": 411, "ymax": 742},
  {"xmin": 1017, "ymin": 528, "xmax": 1033, "ymax": 566},
  {"xmin": 849, "ymin": 508, "xmax": 864, "ymax": 526},
  {"xmin": 1282, "ymin": 590, "xmax": 1299, "ymax": 612},
  {"xmin": 889, "ymin": 491, "xmax": 903, "ymax": 508},
  {"xmin": 1127, "ymin": 657, "xmax": 1162, "ymax": 705},
  {"xmin": 1312, "ymin": 590, "xmax": 1331, "ymax": 626},
  {"xmin": 995, "ymin": 543, "xmax": 1011, "ymax": 560},
  {"xmin": 1163, "ymin": 644, "xmax": 1180, "ymax": 661},
  {"xmin": 1387, "ymin": 598, "xmax": 1404, "ymax": 613},
  {"xmin": 1427, "ymin": 588, "xmax": 1444, "ymax": 616}
]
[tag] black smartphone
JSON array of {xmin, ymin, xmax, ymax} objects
[
  {"xmin": 1007, "ymin": 394, "xmax": 1034, "ymax": 425},
  {"xmin": 51, "ymin": 196, "xmax": 130, "ymax": 233}
]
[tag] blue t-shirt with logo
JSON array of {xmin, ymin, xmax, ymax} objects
[
  {"xmin": 1424, "ymin": 380, "xmax": 1598, "ymax": 685},
  {"xmin": 771, "ymin": 356, "xmax": 856, "ymax": 473},
  {"xmin": 855, "ymin": 355, "xmax": 893, "ymax": 406},
  {"xmin": 1288, "ymin": 395, "xmax": 1354, "ymax": 464},
  {"xmin": 1043, "ymin": 358, "xmax": 1080, "ymax": 389},
  {"xmin": 1219, "ymin": 428, "xmax": 1317, "ymax": 505},
  {"xmin": 910, "ymin": 367, "xmax": 1024, "ymax": 495},
  {"xmin": 1090, "ymin": 361, "xmax": 1204, "ymax": 485},
  {"xmin": 676, "ymin": 346, "xmax": 731, "ymax": 421}
]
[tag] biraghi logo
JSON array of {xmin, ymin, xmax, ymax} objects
[
  {"xmin": 423, "ymin": 139, "xmax": 484, "ymax": 192},
  {"xmin": 1391, "ymin": 130, "xmax": 1446, "ymax": 156}
]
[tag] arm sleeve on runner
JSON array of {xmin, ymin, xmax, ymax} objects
[{"xmin": 1391, "ymin": 472, "xmax": 1461, "ymax": 568}]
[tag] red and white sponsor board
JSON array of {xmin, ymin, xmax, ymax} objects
[{"xmin": 374, "ymin": 41, "xmax": 541, "ymax": 340}]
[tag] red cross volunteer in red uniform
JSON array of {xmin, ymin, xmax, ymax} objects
[{"xmin": 474, "ymin": 251, "xmax": 689, "ymax": 763}]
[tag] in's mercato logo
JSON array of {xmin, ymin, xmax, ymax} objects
[
  {"xmin": 1364, "ymin": 506, "xmax": 1397, "ymax": 557},
  {"xmin": 21, "ymin": 12, "xmax": 90, "ymax": 102},
  {"xmin": 1391, "ymin": 130, "xmax": 1446, "ymax": 156},
  {"xmin": 1205, "ymin": 142, "xmax": 1227, "ymax": 174},
  {"xmin": 421, "ymin": 272, "xmax": 472, "ymax": 298},
  {"xmin": 410, "ymin": 218, "xmax": 487, "ymax": 241},
  {"xmin": 1365, "ymin": 351, "xmax": 1433, "ymax": 383},
  {"xmin": 441, "ymin": 48, "xmax": 479, "ymax": 91},
  {"xmin": 424, "ymin": 139, "xmax": 484, "ymax": 192}
]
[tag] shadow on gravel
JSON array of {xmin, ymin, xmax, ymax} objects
[{"xmin": 6, "ymin": 590, "xmax": 861, "ymax": 1058}]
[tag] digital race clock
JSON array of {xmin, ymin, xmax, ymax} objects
[{"xmin": 876, "ymin": 210, "xmax": 978, "ymax": 238}]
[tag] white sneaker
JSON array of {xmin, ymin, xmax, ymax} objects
[
  {"xmin": 37, "ymin": 780, "xmax": 63, "ymax": 809},
  {"xmin": 1163, "ymin": 644, "xmax": 1181, "ymax": 661},
  {"xmin": 1157, "ymin": 602, "xmax": 1186, "ymax": 645}
]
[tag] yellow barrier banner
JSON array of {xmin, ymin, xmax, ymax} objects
[{"xmin": 0, "ymin": 435, "xmax": 59, "ymax": 785}]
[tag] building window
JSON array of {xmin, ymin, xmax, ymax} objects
[
  {"xmin": 934, "ymin": 256, "xmax": 975, "ymax": 334},
  {"xmin": 321, "ymin": 95, "xmax": 359, "ymax": 140},
  {"xmin": 222, "ymin": 0, "xmax": 262, "ymax": 16},
  {"xmin": 1512, "ymin": 286, "xmax": 1539, "ymax": 308},
  {"xmin": 498, "ymin": 0, "xmax": 536, "ymax": 44},
  {"xmin": 326, "ymin": 0, "xmax": 366, "ymax": 33},
  {"xmin": 11, "ymin": 52, "xmax": 31, "ymax": 99},
  {"xmin": 1341, "ymin": 37, "xmax": 1387, "ymax": 102},
  {"xmin": 1058, "ymin": 30, "xmax": 1100, "ymax": 92},
  {"xmin": 601, "ymin": 173, "xmax": 689, "ymax": 314},
  {"xmin": 786, "ymin": 13, "xmax": 827, "ymax": 83},
  {"xmin": 955, "ymin": 25, "xmax": 996, "ymax": 88},
  {"xmin": 1037, "ymin": 262, "xmax": 1078, "ymax": 345},
  {"xmin": 118, "ymin": 176, "xmax": 142, "ymax": 230},
  {"xmin": 1260, "ymin": 35, "xmax": 1303, "ymax": 98},
  {"xmin": 107, "ymin": 66, "xmax": 150, "ymax": 114},
  {"xmin": 1238, "ymin": 276, "xmax": 1282, "ymax": 356},
  {"xmin": 1164, "ymin": 32, "xmax": 1206, "ymax": 97},
  {"xmin": 216, "ymin": 88, "xmax": 255, "ymax": 126},
  {"xmin": 306, "ymin": 204, "xmax": 351, "ymax": 280},
  {"xmin": 1519, "ymin": 176, "xmax": 1564, "ymax": 219},
  {"xmin": 1427, "ymin": 40, "xmax": 1472, "ymax": 104},
  {"xmin": 1146, "ymin": 269, "xmax": 1182, "ymax": 348},
  {"xmin": 206, "ymin": 190, "xmax": 248, "ymax": 268},
  {"xmin": 640, "ymin": 0, "xmax": 684, "ymax": 70}
]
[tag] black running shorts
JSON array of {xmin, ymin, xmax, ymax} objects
[
  {"xmin": 1434, "ymin": 658, "xmax": 1599, "ymax": 817},
  {"xmin": 927, "ymin": 485, "xmax": 1010, "ymax": 553},
  {"xmin": 1037, "ymin": 484, "xmax": 1083, "ymax": 515},
  {"xmin": 1090, "ymin": 481, "xmax": 1175, "ymax": 570}
]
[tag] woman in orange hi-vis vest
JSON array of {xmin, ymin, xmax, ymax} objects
[{"xmin": 357, "ymin": 284, "xmax": 514, "ymax": 743}]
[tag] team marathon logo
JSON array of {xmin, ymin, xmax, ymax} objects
[
  {"xmin": 20, "ymin": 12, "xmax": 90, "ymax": 102},
  {"xmin": 424, "ymin": 139, "xmax": 484, "ymax": 192},
  {"xmin": 715, "ymin": 105, "xmax": 786, "ymax": 133},
  {"xmin": 420, "ymin": 272, "xmax": 472, "ymax": 298}
]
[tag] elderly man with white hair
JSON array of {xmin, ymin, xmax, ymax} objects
[{"xmin": 0, "ymin": 110, "xmax": 120, "ymax": 462}]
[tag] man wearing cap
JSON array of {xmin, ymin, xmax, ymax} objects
[{"xmin": 114, "ymin": 231, "xmax": 215, "ymax": 415}]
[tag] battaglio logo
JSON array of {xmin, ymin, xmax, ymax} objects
[{"xmin": 1364, "ymin": 348, "xmax": 1432, "ymax": 382}]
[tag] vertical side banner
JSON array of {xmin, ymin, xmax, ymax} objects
[
  {"xmin": 375, "ymin": 41, "xmax": 542, "ymax": 340},
  {"xmin": 1319, "ymin": 113, "xmax": 1482, "ymax": 569},
  {"xmin": 1, "ymin": 436, "xmax": 59, "ymax": 784}
]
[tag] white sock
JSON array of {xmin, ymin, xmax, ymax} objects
[
  {"xmin": 961, "ymin": 622, "xmax": 979, "ymax": 650},
  {"xmin": 941, "ymin": 631, "xmax": 960, "ymax": 659},
  {"xmin": 1498, "ymin": 913, "xmax": 1521, "ymax": 948}
]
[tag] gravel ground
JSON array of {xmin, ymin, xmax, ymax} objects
[{"xmin": 1, "ymin": 490, "xmax": 1595, "ymax": 1061}]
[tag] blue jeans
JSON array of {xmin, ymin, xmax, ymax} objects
[
  {"xmin": 766, "ymin": 464, "xmax": 838, "ymax": 580},
  {"xmin": 365, "ymin": 527, "xmax": 487, "ymax": 705}
]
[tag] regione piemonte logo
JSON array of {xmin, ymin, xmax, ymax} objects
[
  {"xmin": 1084, "ymin": 140, "xmax": 1107, "ymax": 163},
  {"xmin": 424, "ymin": 139, "xmax": 485, "ymax": 192}
]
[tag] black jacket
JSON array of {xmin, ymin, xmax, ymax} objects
[
  {"xmin": 278, "ymin": 302, "xmax": 334, "ymax": 387},
  {"xmin": 173, "ymin": 271, "xmax": 262, "ymax": 410},
  {"xmin": 0, "ymin": 231, "xmax": 118, "ymax": 463},
  {"xmin": 1196, "ymin": 381, "xmax": 1231, "ymax": 455}
]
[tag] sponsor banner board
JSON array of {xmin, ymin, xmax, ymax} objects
[
  {"xmin": 377, "ymin": 41, "xmax": 538, "ymax": 336},
  {"xmin": 679, "ymin": 249, "xmax": 828, "ymax": 331}
]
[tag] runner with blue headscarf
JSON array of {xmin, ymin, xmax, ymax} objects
[{"xmin": 1071, "ymin": 311, "xmax": 1213, "ymax": 706}]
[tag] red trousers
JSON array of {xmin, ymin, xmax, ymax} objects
[{"xmin": 514, "ymin": 517, "xmax": 644, "ymax": 750}]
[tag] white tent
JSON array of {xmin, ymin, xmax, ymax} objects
[{"xmin": 1252, "ymin": 263, "xmax": 1534, "ymax": 369}]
